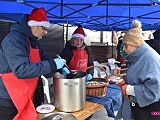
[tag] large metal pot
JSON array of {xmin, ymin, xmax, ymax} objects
[
  {"xmin": 53, "ymin": 71, "xmax": 86, "ymax": 112},
  {"xmin": 39, "ymin": 112, "xmax": 77, "ymax": 120}
]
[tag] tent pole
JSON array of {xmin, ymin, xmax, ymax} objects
[
  {"xmin": 111, "ymin": 29, "xmax": 113, "ymax": 58},
  {"xmin": 66, "ymin": 21, "xmax": 69, "ymax": 42},
  {"xmin": 100, "ymin": 31, "xmax": 103, "ymax": 44},
  {"xmin": 129, "ymin": 0, "xmax": 131, "ymax": 29}
]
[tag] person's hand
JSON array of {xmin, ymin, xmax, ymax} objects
[
  {"xmin": 114, "ymin": 67, "xmax": 120, "ymax": 75},
  {"xmin": 53, "ymin": 58, "xmax": 66, "ymax": 69},
  {"xmin": 121, "ymin": 84, "xmax": 129, "ymax": 100},
  {"xmin": 121, "ymin": 84, "xmax": 127, "ymax": 95},
  {"xmin": 62, "ymin": 67, "xmax": 70, "ymax": 76},
  {"xmin": 116, "ymin": 79, "xmax": 125, "ymax": 86},
  {"xmin": 86, "ymin": 74, "xmax": 92, "ymax": 81},
  {"xmin": 116, "ymin": 79, "xmax": 129, "ymax": 100}
]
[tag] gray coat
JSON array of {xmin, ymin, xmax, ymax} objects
[{"xmin": 116, "ymin": 42, "xmax": 160, "ymax": 119}]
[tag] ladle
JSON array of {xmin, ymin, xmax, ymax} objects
[{"xmin": 56, "ymin": 54, "xmax": 77, "ymax": 77}]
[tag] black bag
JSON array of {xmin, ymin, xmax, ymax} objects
[{"xmin": 130, "ymin": 101, "xmax": 160, "ymax": 120}]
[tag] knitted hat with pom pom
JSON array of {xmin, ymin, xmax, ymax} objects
[{"xmin": 123, "ymin": 20, "xmax": 144, "ymax": 47}]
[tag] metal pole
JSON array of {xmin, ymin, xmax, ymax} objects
[
  {"xmin": 111, "ymin": 29, "xmax": 113, "ymax": 58},
  {"xmin": 66, "ymin": 21, "xmax": 69, "ymax": 42}
]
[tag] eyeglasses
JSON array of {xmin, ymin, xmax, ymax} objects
[{"xmin": 41, "ymin": 26, "xmax": 48, "ymax": 31}]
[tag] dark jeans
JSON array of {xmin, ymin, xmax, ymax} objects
[
  {"xmin": 0, "ymin": 104, "xmax": 17, "ymax": 120},
  {"xmin": 131, "ymin": 101, "xmax": 160, "ymax": 120}
]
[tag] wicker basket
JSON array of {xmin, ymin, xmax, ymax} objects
[{"xmin": 86, "ymin": 66, "xmax": 109, "ymax": 97}]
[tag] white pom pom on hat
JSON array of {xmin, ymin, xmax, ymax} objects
[
  {"xmin": 27, "ymin": 7, "xmax": 50, "ymax": 28},
  {"xmin": 132, "ymin": 20, "xmax": 142, "ymax": 28},
  {"xmin": 71, "ymin": 26, "xmax": 86, "ymax": 39}
]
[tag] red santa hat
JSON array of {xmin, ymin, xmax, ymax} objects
[
  {"xmin": 71, "ymin": 26, "xmax": 85, "ymax": 39},
  {"xmin": 27, "ymin": 7, "xmax": 50, "ymax": 28}
]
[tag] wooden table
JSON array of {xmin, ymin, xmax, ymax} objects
[{"xmin": 37, "ymin": 101, "xmax": 103, "ymax": 120}]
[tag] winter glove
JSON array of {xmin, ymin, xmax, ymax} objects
[
  {"xmin": 53, "ymin": 58, "xmax": 66, "ymax": 69},
  {"xmin": 62, "ymin": 67, "xmax": 70, "ymax": 76},
  {"xmin": 86, "ymin": 74, "xmax": 92, "ymax": 81}
]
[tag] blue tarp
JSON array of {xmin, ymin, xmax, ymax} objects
[
  {"xmin": 0, "ymin": 0, "xmax": 160, "ymax": 31},
  {"xmin": 86, "ymin": 84, "xmax": 122, "ymax": 118}
]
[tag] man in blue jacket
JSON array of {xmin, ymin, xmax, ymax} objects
[{"xmin": 0, "ymin": 7, "xmax": 69, "ymax": 120}]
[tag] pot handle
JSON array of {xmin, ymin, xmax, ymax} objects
[
  {"xmin": 64, "ymin": 82, "xmax": 78, "ymax": 86},
  {"xmin": 52, "ymin": 115, "xmax": 63, "ymax": 120},
  {"xmin": 86, "ymin": 65, "xmax": 108, "ymax": 83}
]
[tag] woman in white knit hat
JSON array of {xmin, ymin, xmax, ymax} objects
[{"xmin": 115, "ymin": 20, "xmax": 160, "ymax": 120}]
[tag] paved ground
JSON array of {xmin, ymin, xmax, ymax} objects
[{"xmin": 90, "ymin": 106, "xmax": 117, "ymax": 120}]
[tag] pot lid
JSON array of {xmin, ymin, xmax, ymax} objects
[{"xmin": 39, "ymin": 112, "xmax": 77, "ymax": 120}]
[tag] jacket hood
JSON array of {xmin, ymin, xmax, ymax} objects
[{"xmin": 10, "ymin": 15, "xmax": 35, "ymax": 39}]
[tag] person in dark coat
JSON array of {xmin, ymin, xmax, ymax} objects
[
  {"xmin": 116, "ymin": 35, "xmax": 123, "ymax": 62},
  {"xmin": 145, "ymin": 29, "xmax": 160, "ymax": 54},
  {"xmin": 0, "ymin": 7, "xmax": 69, "ymax": 120},
  {"xmin": 61, "ymin": 26, "xmax": 94, "ymax": 80}
]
